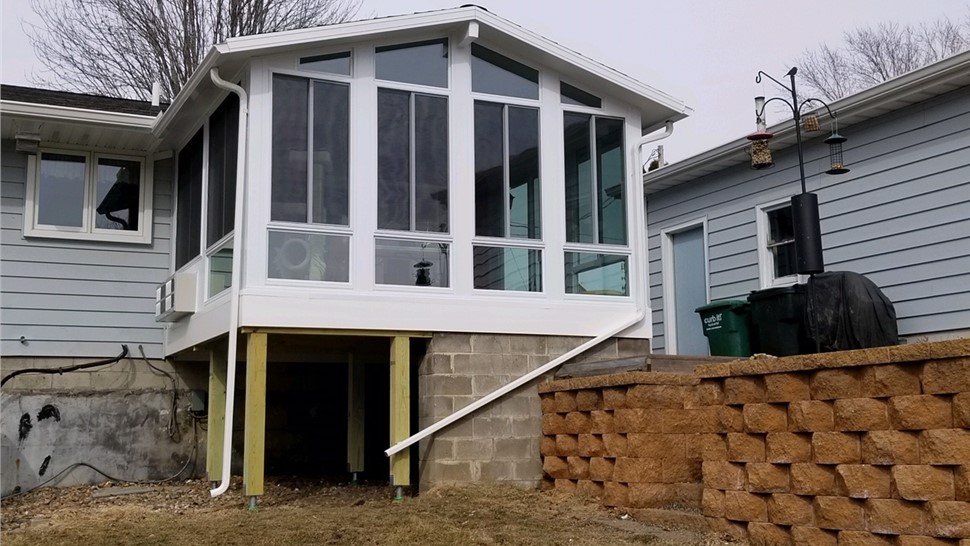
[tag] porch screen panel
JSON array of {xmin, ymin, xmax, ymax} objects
[
  {"xmin": 474, "ymin": 101, "xmax": 504, "ymax": 237},
  {"xmin": 176, "ymin": 130, "xmax": 204, "ymax": 269},
  {"xmin": 508, "ymin": 106, "xmax": 539, "ymax": 239},
  {"xmin": 413, "ymin": 94, "xmax": 448, "ymax": 233},
  {"xmin": 311, "ymin": 80, "xmax": 349, "ymax": 225},
  {"xmin": 207, "ymin": 92, "xmax": 239, "ymax": 245},
  {"xmin": 271, "ymin": 75, "xmax": 309, "ymax": 222},
  {"xmin": 564, "ymin": 113, "xmax": 594, "ymax": 244},
  {"xmin": 596, "ymin": 117, "xmax": 626, "ymax": 245},
  {"xmin": 377, "ymin": 89, "xmax": 411, "ymax": 230}
]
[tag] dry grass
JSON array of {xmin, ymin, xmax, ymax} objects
[{"xmin": 1, "ymin": 478, "xmax": 741, "ymax": 545}]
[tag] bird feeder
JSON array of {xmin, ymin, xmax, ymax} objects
[
  {"xmin": 802, "ymin": 112, "xmax": 820, "ymax": 132},
  {"xmin": 825, "ymin": 132, "xmax": 849, "ymax": 174},
  {"xmin": 748, "ymin": 96, "xmax": 774, "ymax": 169}
]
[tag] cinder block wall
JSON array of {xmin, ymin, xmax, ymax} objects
[
  {"xmin": 539, "ymin": 338, "xmax": 970, "ymax": 545},
  {"xmin": 417, "ymin": 334, "xmax": 649, "ymax": 491}
]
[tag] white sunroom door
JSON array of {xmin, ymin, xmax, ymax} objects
[{"xmin": 670, "ymin": 226, "xmax": 709, "ymax": 355}]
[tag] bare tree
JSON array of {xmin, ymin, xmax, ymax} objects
[
  {"xmin": 795, "ymin": 11, "xmax": 970, "ymax": 101},
  {"xmin": 25, "ymin": 0, "xmax": 362, "ymax": 101}
]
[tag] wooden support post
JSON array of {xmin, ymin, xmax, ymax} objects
[
  {"xmin": 243, "ymin": 332, "xmax": 268, "ymax": 497},
  {"xmin": 206, "ymin": 345, "xmax": 228, "ymax": 482},
  {"xmin": 389, "ymin": 336, "xmax": 410, "ymax": 487},
  {"xmin": 347, "ymin": 354, "xmax": 365, "ymax": 476}
]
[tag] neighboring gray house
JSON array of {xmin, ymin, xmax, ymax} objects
[
  {"xmin": 645, "ymin": 51, "xmax": 970, "ymax": 356},
  {"xmin": 1, "ymin": 6, "xmax": 691, "ymax": 498}
]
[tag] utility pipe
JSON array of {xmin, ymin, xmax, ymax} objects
[
  {"xmin": 208, "ymin": 68, "xmax": 248, "ymax": 498},
  {"xmin": 385, "ymin": 310, "xmax": 644, "ymax": 458}
]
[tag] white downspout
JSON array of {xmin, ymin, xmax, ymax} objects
[
  {"xmin": 385, "ymin": 310, "xmax": 644, "ymax": 458},
  {"xmin": 637, "ymin": 121, "xmax": 674, "ymax": 166},
  {"xmin": 208, "ymin": 68, "xmax": 248, "ymax": 498}
]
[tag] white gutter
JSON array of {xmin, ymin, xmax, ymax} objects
[
  {"xmin": 385, "ymin": 310, "xmax": 645, "ymax": 458},
  {"xmin": 207, "ymin": 68, "xmax": 248, "ymax": 498},
  {"xmin": 1, "ymin": 100, "xmax": 155, "ymax": 129}
]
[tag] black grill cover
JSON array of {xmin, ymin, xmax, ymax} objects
[{"xmin": 805, "ymin": 271, "xmax": 898, "ymax": 351}]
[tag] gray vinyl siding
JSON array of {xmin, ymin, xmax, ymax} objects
[
  {"xmin": 0, "ymin": 139, "xmax": 172, "ymax": 358},
  {"xmin": 647, "ymin": 86, "xmax": 970, "ymax": 353}
]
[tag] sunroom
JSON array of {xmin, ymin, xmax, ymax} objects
[{"xmin": 154, "ymin": 6, "xmax": 690, "ymax": 498}]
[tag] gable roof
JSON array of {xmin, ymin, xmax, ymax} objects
[
  {"xmin": 156, "ymin": 5, "xmax": 691, "ymax": 140},
  {"xmin": 643, "ymin": 49, "xmax": 970, "ymax": 195}
]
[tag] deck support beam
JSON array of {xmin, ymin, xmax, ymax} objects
[
  {"xmin": 389, "ymin": 336, "xmax": 410, "ymax": 488},
  {"xmin": 206, "ymin": 345, "xmax": 228, "ymax": 482},
  {"xmin": 243, "ymin": 331, "xmax": 268, "ymax": 498},
  {"xmin": 347, "ymin": 354, "xmax": 365, "ymax": 481}
]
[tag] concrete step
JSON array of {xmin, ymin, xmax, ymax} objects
[{"xmin": 555, "ymin": 353, "xmax": 735, "ymax": 379}]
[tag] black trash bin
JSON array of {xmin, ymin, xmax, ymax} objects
[
  {"xmin": 695, "ymin": 300, "xmax": 753, "ymax": 357},
  {"xmin": 748, "ymin": 284, "xmax": 815, "ymax": 356}
]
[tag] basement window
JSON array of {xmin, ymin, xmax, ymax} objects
[{"xmin": 25, "ymin": 150, "xmax": 151, "ymax": 244}]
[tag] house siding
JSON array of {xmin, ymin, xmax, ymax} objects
[
  {"xmin": 647, "ymin": 86, "xmax": 970, "ymax": 353},
  {"xmin": 0, "ymin": 140, "xmax": 172, "ymax": 358}
]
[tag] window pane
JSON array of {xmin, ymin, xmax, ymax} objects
[
  {"xmin": 37, "ymin": 153, "xmax": 85, "ymax": 227},
  {"xmin": 207, "ymin": 93, "xmax": 238, "ymax": 245},
  {"xmin": 300, "ymin": 52, "xmax": 351, "ymax": 75},
  {"xmin": 268, "ymin": 230, "xmax": 349, "ymax": 282},
  {"xmin": 414, "ymin": 94, "xmax": 449, "ymax": 233},
  {"xmin": 377, "ymin": 89, "xmax": 411, "ymax": 230},
  {"xmin": 471, "ymin": 44, "xmax": 539, "ymax": 99},
  {"xmin": 311, "ymin": 80, "xmax": 350, "ymax": 226},
  {"xmin": 508, "ymin": 106, "xmax": 540, "ymax": 239},
  {"xmin": 564, "ymin": 113, "xmax": 594, "ymax": 243},
  {"xmin": 474, "ymin": 101, "xmax": 505, "ymax": 237},
  {"xmin": 773, "ymin": 242, "xmax": 797, "ymax": 279},
  {"xmin": 376, "ymin": 39, "xmax": 448, "ymax": 88},
  {"xmin": 271, "ymin": 75, "xmax": 309, "ymax": 222},
  {"xmin": 596, "ymin": 117, "xmax": 626, "ymax": 245},
  {"xmin": 95, "ymin": 158, "xmax": 141, "ymax": 231},
  {"xmin": 565, "ymin": 252, "xmax": 629, "ymax": 296},
  {"xmin": 208, "ymin": 244, "xmax": 233, "ymax": 297},
  {"xmin": 474, "ymin": 246, "xmax": 541, "ymax": 291},
  {"xmin": 176, "ymin": 131, "xmax": 204, "ymax": 269},
  {"xmin": 375, "ymin": 238, "xmax": 449, "ymax": 287},
  {"xmin": 561, "ymin": 82, "xmax": 602, "ymax": 108},
  {"xmin": 767, "ymin": 207, "xmax": 795, "ymax": 244}
]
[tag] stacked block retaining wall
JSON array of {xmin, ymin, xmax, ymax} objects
[{"xmin": 539, "ymin": 339, "xmax": 970, "ymax": 545}]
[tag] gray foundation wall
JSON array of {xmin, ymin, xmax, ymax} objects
[
  {"xmin": 1, "ymin": 356, "xmax": 207, "ymax": 496},
  {"xmin": 417, "ymin": 333, "xmax": 648, "ymax": 490}
]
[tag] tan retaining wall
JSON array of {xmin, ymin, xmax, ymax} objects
[{"xmin": 539, "ymin": 338, "xmax": 970, "ymax": 545}]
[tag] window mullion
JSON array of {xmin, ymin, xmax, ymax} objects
[
  {"xmin": 306, "ymin": 82, "xmax": 315, "ymax": 223},
  {"xmin": 590, "ymin": 117, "xmax": 600, "ymax": 245},
  {"xmin": 409, "ymin": 92, "xmax": 417, "ymax": 231},
  {"xmin": 502, "ymin": 104, "xmax": 511, "ymax": 238},
  {"xmin": 85, "ymin": 152, "xmax": 95, "ymax": 234}
]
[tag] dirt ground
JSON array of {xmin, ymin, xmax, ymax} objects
[{"xmin": 1, "ymin": 477, "xmax": 739, "ymax": 545}]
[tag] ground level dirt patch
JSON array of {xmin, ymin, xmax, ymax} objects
[{"xmin": 2, "ymin": 478, "xmax": 738, "ymax": 545}]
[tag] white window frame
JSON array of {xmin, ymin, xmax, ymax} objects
[
  {"xmin": 24, "ymin": 149, "xmax": 152, "ymax": 244},
  {"xmin": 756, "ymin": 197, "xmax": 805, "ymax": 288}
]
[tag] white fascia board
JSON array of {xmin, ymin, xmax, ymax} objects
[
  {"xmin": 644, "ymin": 49, "xmax": 970, "ymax": 191},
  {"xmin": 1, "ymin": 100, "xmax": 154, "ymax": 130}
]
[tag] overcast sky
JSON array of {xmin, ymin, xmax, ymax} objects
[{"xmin": 2, "ymin": 0, "xmax": 968, "ymax": 162}]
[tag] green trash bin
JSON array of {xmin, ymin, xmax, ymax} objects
[{"xmin": 695, "ymin": 300, "xmax": 753, "ymax": 357}]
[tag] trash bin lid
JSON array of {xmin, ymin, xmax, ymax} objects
[
  {"xmin": 695, "ymin": 299, "xmax": 749, "ymax": 314},
  {"xmin": 748, "ymin": 284, "xmax": 806, "ymax": 300}
]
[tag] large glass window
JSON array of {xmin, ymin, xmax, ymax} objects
[
  {"xmin": 28, "ymin": 150, "xmax": 147, "ymax": 243},
  {"xmin": 474, "ymin": 246, "xmax": 541, "ymax": 292},
  {"xmin": 300, "ymin": 52, "xmax": 351, "ymax": 76},
  {"xmin": 564, "ymin": 113, "xmax": 626, "ymax": 245},
  {"xmin": 565, "ymin": 252, "xmax": 629, "ymax": 296},
  {"xmin": 377, "ymin": 89, "xmax": 449, "ymax": 233},
  {"xmin": 471, "ymin": 44, "xmax": 539, "ymax": 100},
  {"xmin": 762, "ymin": 203, "xmax": 797, "ymax": 283},
  {"xmin": 271, "ymin": 74, "xmax": 350, "ymax": 225},
  {"xmin": 268, "ymin": 230, "xmax": 350, "ymax": 282},
  {"xmin": 376, "ymin": 39, "xmax": 448, "ymax": 88},
  {"xmin": 474, "ymin": 102, "xmax": 540, "ymax": 238},
  {"xmin": 375, "ymin": 238, "xmax": 449, "ymax": 287},
  {"xmin": 176, "ymin": 130, "xmax": 204, "ymax": 269}
]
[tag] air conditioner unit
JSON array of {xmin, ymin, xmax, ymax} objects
[{"xmin": 155, "ymin": 272, "xmax": 197, "ymax": 322}]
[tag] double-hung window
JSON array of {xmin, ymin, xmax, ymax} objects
[
  {"xmin": 269, "ymin": 70, "xmax": 351, "ymax": 283},
  {"xmin": 563, "ymin": 97, "xmax": 629, "ymax": 296},
  {"xmin": 26, "ymin": 149, "xmax": 150, "ymax": 243},
  {"xmin": 471, "ymin": 44, "xmax": 542, "ymax": 292},
  {"xmin": 374, "ymin": 39, "xmax": 451, "ymax": 288},
  {"xmin": 757, "ymin": 200, "xmax": 798, "ymax": 286}
]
